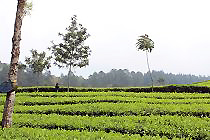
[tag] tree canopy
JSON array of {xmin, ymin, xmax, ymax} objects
[
  {"xmin": 25, "ymin": 49, "xmax": 51, "ymax": 74},
  {"xmin": 136, "ymin": 34, "xmax": 154, "ymax": 52},
  {"xmin": 49, "ymin": 15, "xmax": 91, "ymax": 69}
]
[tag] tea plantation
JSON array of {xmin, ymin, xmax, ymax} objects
[{"xmin": 0, "ymin": 91, "xmax": 209, "ymax": 139}]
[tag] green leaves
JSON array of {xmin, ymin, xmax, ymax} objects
[
  {"xmin": 8, "ymin": 113, "xmax": 210, "ymax": 139},
  {"xmin": 49, "ymin": 15, "xmax": 91, "ymax": 69},
  {"xmin": 0, "ymin": 91, "xmax": 209, "ymax": 139},
  {"xmin": 25, "ymin": 49, "xmax": 52, "ymax": 74},
  {"xmin": 24, "ymin": 1, "xmax": 33, "ymax": 16},
  {"xmin": 136, "ymin": 34, "xmax": 154, "ymax": 53}
]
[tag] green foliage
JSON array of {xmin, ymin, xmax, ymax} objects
[
  {"xmin": 49, "ymin": 15, "xmax": 91, "ymax": 69},
  {"xmin": 24, "ymin": 1, "xmax": 33, "ymax": 16},
  {"xmin": 25, "ymin": 49, "xmax": 51, "ymax": 74},
  {"xmin": 191, "ymin": 80, "xmax": 210, "ymax": 87},
  {"xmin": 18, "ymin": 62, "xmax": 26, "ymax": 70},
  {"xmin": 0, "ymin": 128, "xmax": 168, "ymax": 140},
  {"xmin": 5, "ymin": 114, "xmax": 210, "ymax": 139},
  {"xmin": 9, "ymin": 101, "xmax": 210, "ymax": 117},
  {"xmin": 136, "ymin": 34, "xmax": 154, "ymax": 53},
  {"xmin": 12, "ymin": 95, "xmax": 210, "ymax": 106},
  {"xmin": 15, "ymin": 91, "xmax": 210, "ymax": 99},
  {"xmin": 0, "ymin": 91, "xmax": 209, "ymax": 139}
]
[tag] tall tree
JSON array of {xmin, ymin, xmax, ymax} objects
[
  {"xmin": 2, "ymin": 0, "xmax": 32, "ymax": 128},
  {"xmin": 136, "ymin": 34, "xmax": 154, "ymax": 91},
  {"xmin": 25, "ymin": 49, "xmax": 51, "ymax": 89},
  {"xmin": 49, "ymin": 15, "xmax": 91, "ymax": 92}
]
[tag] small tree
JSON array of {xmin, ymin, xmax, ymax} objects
[
  {"xmin": 136, "ymin": 34, "xmax": 154, "ymax": 91},
  {"xmin": 157, "ymin": 77, "xmax": 165, "ymax": 86},
  {"xmin": 25, "ymin": 49, "xmax": 51, "ymax": 89},
  {"xmin": 49, "ymin": 15, "xmax": 91, "ymax": 92}
]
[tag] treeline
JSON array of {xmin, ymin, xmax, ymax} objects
[
  {"xmin": 0, "ymin": 62, "xmax": 210, "ymax": 87},
  {"xmin": 85, "ymin": 69, "xmax": 210, "ymax": 87}
]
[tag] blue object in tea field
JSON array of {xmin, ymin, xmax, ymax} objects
[{"xmin": 0, "ymin": 80, "xmax": 13, "ymax": 93}]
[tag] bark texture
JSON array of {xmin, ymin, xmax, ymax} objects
[{"xmin": 2, "ymin": 0, "xmax": 26, "ymax": 128}]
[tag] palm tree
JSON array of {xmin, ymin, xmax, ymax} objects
[
  {"xmin": 2, "ymin": 0, "xmax": 31, "ymax": 128},
  {"xmin": 136, "ymin": 34, "xmax": 154, "ymax": 91}
]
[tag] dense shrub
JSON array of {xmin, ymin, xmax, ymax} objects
[{"xmin": 17, "ymin": 86, "xmax": 210, "ymax": 93}]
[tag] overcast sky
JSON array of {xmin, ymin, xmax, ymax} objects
[{"xmin": 1, "ymin": 0, "xmax": 210, "ymax": 78}]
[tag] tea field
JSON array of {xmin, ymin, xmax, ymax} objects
[{"xmin": 0, "ymin": 91, "xmax": 209, "ymax": 139}]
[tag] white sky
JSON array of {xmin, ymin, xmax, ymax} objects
[{"xmin": 1, "ymin": 0, "xmax": 210, "ymax": 78}]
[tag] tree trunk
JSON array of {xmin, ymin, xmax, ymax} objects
[
  {"xmin": 146, "ymin": 51, "xmax": 154, "ymax": 92},
  {"xmin": 67, "ymin": 65, "xmax": 72, "ymax": 92},
  {"xmin": 2, "ymin": 0, "xmax": 26, "ymax": 128},
  {"xmin": 36, "ymin": 72, "xmax": 40, "ymax": 92}
]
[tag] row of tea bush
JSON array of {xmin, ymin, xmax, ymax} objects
[{"xmin": 16, "ymin": 86, "xmax": 210, "ymax": 93}]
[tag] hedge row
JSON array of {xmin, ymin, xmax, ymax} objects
[
  {"xmin": 0, "ymin": 128, "xmax": 166, "ymax": 140},
  {"xmin": 16, "ymin": 86, "xmax": 210, "ymax": 93},
  {"xmin": 11, "ymin": 114, "xmax": 210, "ymax": 139}
]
